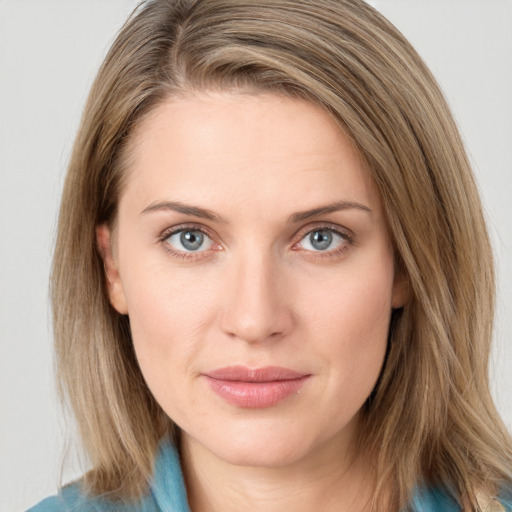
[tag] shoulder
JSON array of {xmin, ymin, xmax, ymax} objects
[
  {"xmin": 410, "ymin": 485, "xmax": 512, "ymax": 512},
  {"xmin": 27, "ymin": 438, "xmax": 188, "ymax": 512},
  {"xmin": 27, "ymin": 484, "xmax": 160, "ymax": 512},
  {"xmin": 497, "ymin": 487, "xmax": 512, "ymax": 511},
  {"xmin": 410, "ymin": 486, "xmax": 460, "ymax": 511},
  {"xmin": 27, "ymin": 485, "xmax": 94, "ymax": 512}
]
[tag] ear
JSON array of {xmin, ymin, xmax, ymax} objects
[
  {"xmin": 96, "ymin": 224, "xmax": 128, "ymax": 315},
  {"xmin": 391, "ymin": 268, "xmax": 410, "ymax": 310}
]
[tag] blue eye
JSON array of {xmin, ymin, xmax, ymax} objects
[
  {"xmin": 165, "ymin": 229, "xmax": 214, "ymax": 252},
  {"xmin": 299, "ymin": 229, "xmax": 345, "ymax": 252}
]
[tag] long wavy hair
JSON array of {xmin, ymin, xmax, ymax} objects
[{"xmin": 51, "ymin": 0, "xmax": 512, "ymax": 509}]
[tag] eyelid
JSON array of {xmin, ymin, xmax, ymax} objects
[
  {"xmin": 157, "ymin": 221, "xmax": 354, "ymax": 261},
  {"xmin": 159, "ymin": 223, "xmax": 214, "ymax": 240},
  {"xmin": 158, "ymin": 223, "xmax": 222, "ymax": 259},
  {"xmin": 292, "ymin": 222, "xmax": 354, "ymax": 246},
  {"xmin": 290, "ymin": 222, "xmax": 355, "ymax": 261}
]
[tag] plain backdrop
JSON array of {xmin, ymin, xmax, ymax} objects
[{"xmin": 1, "ymin": 1, "xmax": 511, "ymax": 510}]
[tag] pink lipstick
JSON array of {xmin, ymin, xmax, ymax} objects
[{"xmin": 203, "ymin": 366, "xmax": 310, "ymax": 408}]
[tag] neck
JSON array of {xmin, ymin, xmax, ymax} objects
[{"xmin": 180, "ymin": 431, "xmax": 376, "ymax": 512}]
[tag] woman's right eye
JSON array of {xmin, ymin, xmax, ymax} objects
[{"xmin": 164, "ymin": 229, "xmax": 215, "ymax": 253}]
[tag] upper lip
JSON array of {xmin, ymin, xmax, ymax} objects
[{"xmin": 204, "ymin": 366, "xmax": 309, "ymax": 382}]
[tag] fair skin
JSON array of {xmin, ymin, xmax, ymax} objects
[{"xmin": 98, "ymin": 91, "xmax": 406, "ymax": 512}]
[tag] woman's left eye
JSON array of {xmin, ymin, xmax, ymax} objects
[
  {"xmin": 164, "ymin": 229, "xmax": 214, "ymax": 253},
  {"xmin": 297, "ymin": 228, "xmax": 347, "ymax": 252}
]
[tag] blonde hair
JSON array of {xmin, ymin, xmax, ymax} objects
[{"xmin": 52, "ymin": 0, "xmax": 512, "ymax": 509}]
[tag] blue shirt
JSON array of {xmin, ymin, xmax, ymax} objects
[{"xmin": 28, "ymin": 439, "xmax": 512, "ymax": 511}]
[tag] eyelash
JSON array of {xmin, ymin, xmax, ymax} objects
[
  {"xmin": 292, "ymin": 223, "xmax": 353, "ymax": 261},
  {"xmin": 158, "ymin": 222, "xmax": 354, "ymax": 262},
  {"xmin": 158, "ymin": 223, "xmax": 218, "ymax": 261}
]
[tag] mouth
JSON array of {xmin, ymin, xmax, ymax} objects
[{"xmin": 202, "ymin": 366, "xmax": 311, "ymax": 408}]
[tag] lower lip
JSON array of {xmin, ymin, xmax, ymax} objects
[{"xmin": 205, "ymin": 376, "xmax": 309, "ymax": 408}]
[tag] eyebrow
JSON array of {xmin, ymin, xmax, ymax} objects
[
  {"xmin": 140, "ymin": 199, "xmax": 371, "ymax": 223},
  {"xmin": 288, "ymin": 201, "xmax": 371, "ymax": 223},
  {"xmin": 140, "ymin": 201, "xmax": 227, "ymax": 223}
]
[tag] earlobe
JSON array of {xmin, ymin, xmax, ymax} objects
[
  {"xmin": 96, "ymin": 224, "xmax": 128, "ymax": 315},
  {"xmin": 391, "ymin": 271, "xmax": 410, "ymax": 310}
]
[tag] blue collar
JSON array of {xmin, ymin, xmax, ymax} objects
[{"xmin": 150, "ymin": 438, "xmax": 191, "ymax": 512}]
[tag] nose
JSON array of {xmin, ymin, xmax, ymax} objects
[{"xmin": 219, "ymin": 252, "xmax": 294, "ymax": 344}]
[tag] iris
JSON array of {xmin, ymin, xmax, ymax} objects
[{"xmin": 309, "ymin": 230, "xmax": 333, "ymax": 251}]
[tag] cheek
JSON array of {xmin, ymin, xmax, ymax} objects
[
  {"xmin": 120, "ymin": 255, "xmax": 224, "ymax": 397},
  {"xmin": 300, "ymin": 257, "xmax": 394, "ymax": 393},
  {"xmin": 304, "ymin": 253, "xmax": 394, "ymax": 340}
]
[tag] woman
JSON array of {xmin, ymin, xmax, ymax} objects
[{"xmin": 29, "ymin": 0, "xmax": 512, "ymax": 510}]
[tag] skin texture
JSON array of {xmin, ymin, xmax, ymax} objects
[{"xmin": 97, "ymin": 92, "xmax": 406, "ymax": 511}]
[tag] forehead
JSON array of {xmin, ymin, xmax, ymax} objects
[{"xmin": 120, "ymin": 91, "xmax": 380, "ymax": 218}]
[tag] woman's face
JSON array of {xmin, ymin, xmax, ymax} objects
[{"xmin": 99, "ymin": 92, "xmax": 405, "ymax": 468}]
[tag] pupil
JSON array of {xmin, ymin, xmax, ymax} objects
[
  {"xmin": 181, "ymin": 230, "xmax": 203, "ymax": 251},
  {"xmin": 311, "ymin": 230, "xmax": 332, "ymax": 250}
]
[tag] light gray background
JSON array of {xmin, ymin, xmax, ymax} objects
[{"xmin": 1, "ymin": 1, "xmax": 511, "ymax": 510}]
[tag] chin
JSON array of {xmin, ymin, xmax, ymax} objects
[
  {"xmin": 212, "ymin": 440, "xmax": 312, "ymax": 469},
  {"xmin": 184, "ymin": 416, "xmax": 335, "ymax": 469}
]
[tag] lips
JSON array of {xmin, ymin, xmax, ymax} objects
[{"xmin": 203, "ymin": 366, "xmax": 310, "ymax": 408}]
